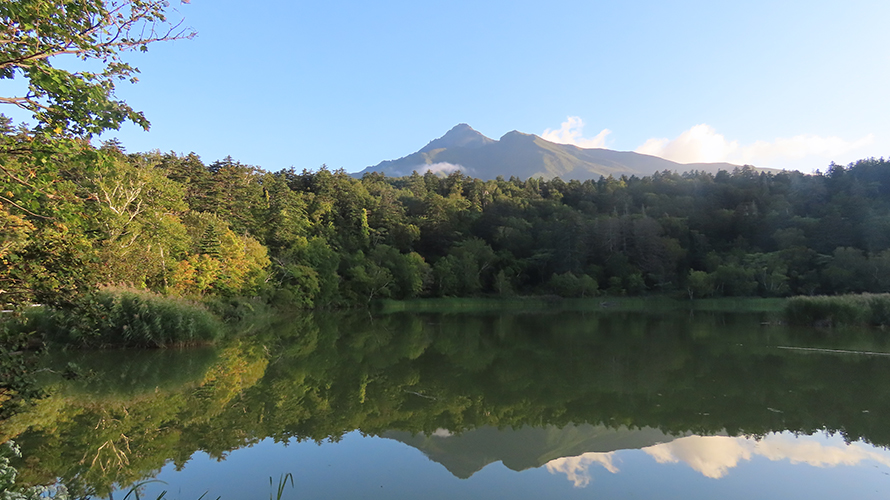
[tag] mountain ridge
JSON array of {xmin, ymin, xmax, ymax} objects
[{"xmin": 357, "ymin": 124, "xmax": 746, "ymax": 181}]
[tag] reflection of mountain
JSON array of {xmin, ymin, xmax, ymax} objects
[
  {"xmin": 388, "ymin": 425, "xmax": 890, "ymax": 485},
  {"xmin": 384, "ymin": 424, "xmax": 685, "ymax": 479}
]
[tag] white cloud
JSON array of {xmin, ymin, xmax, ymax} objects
[
  {"xmin": 636, "ymin": 125, "xmax": 740, "ymax": 164},
  {"xmin": 411, "ymin": 162, "xmax": 470, "ymax": 176},
  {"xmin": 542, "ymin": 116, "xmax": 611, "ymax": 149},
  {"xmin": 636, "ymin": 124, "xmax": 875, "ymax": 168},
  {"xmin": 743, "ymin": 134, "xmax": 875, "ymax": 165},
  {"xmin": 545, "ymin": 452, "xmax": 620, "ymax": 488}
]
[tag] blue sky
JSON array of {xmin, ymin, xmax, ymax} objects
[{"xmin": 9, "ymin": 0, "xmax": 890, "ymax": 173}]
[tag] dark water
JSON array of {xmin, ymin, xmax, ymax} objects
[{"xmin": 6, "ymin": 309, "xmax": 890, "ymax": 499}]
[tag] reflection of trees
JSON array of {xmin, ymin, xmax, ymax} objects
[
  {"xmin": 8, "ymin": 342, "xmax": 267, "ymax": 498},
  {"xmin": 9, "ymin": 310, "xmax": 890, "ymax": 494}
]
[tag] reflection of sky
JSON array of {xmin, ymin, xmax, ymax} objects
[
  {"xmin": 546, "ymin": 432, "xmax": 890, "ymax": 487},
  {"xmin": 546, "ymin": 452, "xmax": 619, "ymax": 487},
  {"xmin": 131, "ymin": 430, "xmax": 890, "ymax": 500}
]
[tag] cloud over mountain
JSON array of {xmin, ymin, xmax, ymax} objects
[
  {"xmin": 541, "ymin": 116, "xmax": 612, "ymax": 149},
  {"xmin": 357, "ymin": 124, "xmax": 741, "ymax": 181},
  {"xmin": 636, "ymin": 124, "xmax": 874, "ymax": 168}
]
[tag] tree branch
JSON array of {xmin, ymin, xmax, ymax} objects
[{"xmin": 0, "ymin": 193, "xmax": 54, "ymax": 219}]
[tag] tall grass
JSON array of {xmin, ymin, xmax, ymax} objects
[
  {"xmin": 38, "ymin": 287, "xmax": 225, "ymax": 347},
  {"xmin": 785, "ymin": 294, "xmax": 890, "ymax": 327}
]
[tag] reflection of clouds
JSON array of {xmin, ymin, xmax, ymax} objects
[
  {"xmin": 643, "ymin": 435, "xmax": 890, "ymax": 479},
  {"xmin": 545, "ymin": 433, "xmax": 890, "ymax": 487},
  {"xmin": 545, "ymin": 452, "xmax": 619, "ymax": 487},
  {"xmin": 431, "ymin": 428, "xmax": 452, "ymax": 438},
  {"xmin": 644, "ymin": 436, "xmax": 752, "ymax": 478}
]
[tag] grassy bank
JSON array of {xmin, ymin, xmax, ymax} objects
[
  {"xmin": 785, "ymin": 294, "xmax": 890, "ymax": 327},
  {"xmin": 24, "ymin": 288, "xmax": 225, "ymax": 348},
  {"xmin": 373, "ymin": 296, "xmax": 786, "ymax": 314}
]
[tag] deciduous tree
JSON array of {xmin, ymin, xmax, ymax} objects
[{"xmin": 0, "ymin": 0, "xmax": 194, "ymax": 136}]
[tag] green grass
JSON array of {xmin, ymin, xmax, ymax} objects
[
  {"xmin": 36, "ymin": 287, "xmax": 226, "ymax": 347},
  {"xmin": 785, "ymin": 293, "xmax": 890, "ymax": 327}
]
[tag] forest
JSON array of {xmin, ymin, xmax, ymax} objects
[
  {"xmin": 3, "ymin": 0, "xmax": 890, "ymax": 333},
  {"xmin": 4, "ymin": 122, "xmax": 890, "ymax": 315},
  {"xmin": 3, "ymin": 2, "xmax": 890, "ymax": 499}
]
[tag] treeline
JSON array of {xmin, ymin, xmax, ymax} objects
[{"xmin": 3, "ymin": 120, "xmax": 890, "ymax": 309}]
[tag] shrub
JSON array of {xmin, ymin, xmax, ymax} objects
[
  {"xmin": 866, "ymin": 294, "xmax": 890, "ymax": 326},
  {"xmin": 784, "ymin": 293, "xmax": 890, "ymax": 327},
  {"xmin": 548, "ymin": 272, "xmax": 598, "ymax": 298},
  {"xmin": 40, "ymin": 287, "xmax": 224, "ymax": 347}
]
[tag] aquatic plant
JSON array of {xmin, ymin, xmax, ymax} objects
[
  {"xmin": 270, "ymin": 473, "xmax": 294, "ymax": 500},
  {"xmin": 37, "ymin": 287, "xmax": 224, "ymax": 347},
  {"xmin": 784, "ymin": 293, "xmax": 890, "ymax": 326}
]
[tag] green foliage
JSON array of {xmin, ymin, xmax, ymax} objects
[
  {"xmin": 0, "ymin": 0, "xmax": 195, "ymax": 310},
  {"xmin": 0, "ymin": 0, "xmax": 194, "ymax": 137},
  {"xmin": 272, "ymin": 264, "xmax": 320, "ymax": 308},
  {"xmin": 270, "ymin": 473, "xmax": 294, "ymax": 500},
  {"xmin": 6, "ymin": 0, "xmax": 890, "ymax": 349},
  {"xmin": 433, "ymin": 238, "xmax": 496, "ymax": 296},
  {"xmin": 0, "ymin": 441, "xmax": 68, "ymax": 499},
  {"xmin": 37, "ymin": 287, "xmax": 224, "ymax": 347},
  {"xmin": 367, "ymin": 245, "xmax": 430, "ymax": 299},
  {"xmin": 0, "ymin": 321, "xmax": 44, "ymax": 419},
  {"xmin": 686, "ymin": 270, "xmax": 713, "ymax": 299},
  {"xmin": 169, "ymin": 213, "xmax": 270, "ymax": 298},
  {"xmin": 0, "ymin": 130, "xmax": 104, "ymax": 308},
  {"xmin": 8, "ymin": 114, "xmax": 890, "ymax": 319},
  {"xmin": 547, "ymin": 272, "xmax": 598, "ymax": 298},
  {"xmin": 199, "ymin": 225, "xmax": 223, "ymax": 259},
  {"xmin": 342, "ymin": 250, "xmax": 394, "ymax": 304},
  {"xmin": 87, "ymin": 149, "xmax": 192, "ymax": 289},
  {"xmin": 784, "ymin": 293, "xmax": 890, "ymax": 327}
]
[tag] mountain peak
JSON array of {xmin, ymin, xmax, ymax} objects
[
  {"xmin": 499, "ymin": 130, "xmax": 535, "ymax": 141},
  {"xmin": 357, "ymin": 124, "xmax": 743, "ymax": 180},
  {"xmin": 450, "ymin": 123, "xmax": 475, "ymax": 133},
  {"xmin": 420, "ymin": 124, "xmax": 494, "ymax": 153}
]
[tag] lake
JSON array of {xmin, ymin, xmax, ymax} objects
[{"xmin": 6, "ymin": 308, "xmax": 890, "ymax": 499}]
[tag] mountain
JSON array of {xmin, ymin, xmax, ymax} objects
[
  {"xmin": 356, "ymin": 124, "xmax": 743, "ymax": 181},
  {"xmin": 383, "ymin": 424, "xmax": 687, "ymax": 479}
]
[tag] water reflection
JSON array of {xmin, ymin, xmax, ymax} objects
[
  {"xmin": 384, "ymin": 423, "xmax": 679, "ymax": 479},
  {"xmin": 4, "ymin": 309, "xmax": 890, "ymax": 498},
  {"xmin": 643, "ymin": 433, "xmax": 890, "ymax": 478},
  {"xmin": 542, "ymin": 432, "xmax": 890, "ymax": 488},
  {"xmin": 545, "ymin": 452, "xmax": 619, "ymax": 487}
]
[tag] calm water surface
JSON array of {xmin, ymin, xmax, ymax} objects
[{"xmin": 6, "ymin": 309, "xmax": 890, "ymax": 499}]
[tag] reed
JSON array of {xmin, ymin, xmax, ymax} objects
[
  {"xmin": 784, "ymin": 293, "xmax": 890, "ymax": 327},
  {"xmin": 40, "ymin": 287, "xmax": 225, "ymax": 347}
]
